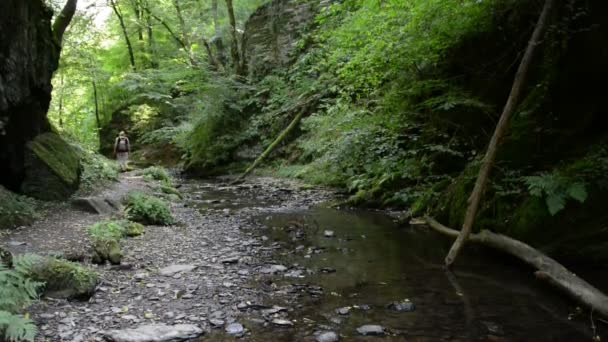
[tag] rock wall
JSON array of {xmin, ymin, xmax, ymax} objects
[
  {"xmin": 0, "ymin": 0, "xmax": 60, "ymax": 191},
  {"xmin": 242, "ymin": 0, "xmax": 319, "ymax": 81}
]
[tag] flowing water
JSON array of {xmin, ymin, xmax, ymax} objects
[{"xmin": 186, "ymin": 179, "xmax": 603, "ymax": 341}]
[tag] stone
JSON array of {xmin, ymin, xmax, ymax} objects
[
  {"xmin": 335, "ymin": 307, "xmax": 351, "ymax": 315},
  {"xmin": 317, "ymin": 331, "xmax": 339, "ymax": 342},
  {"xmin": 271, "ymin": 319, "xmax": 294, "ymax": 327},
  {"xmin": 221, "ymin": 256, "xmax": 240, "ymax": 264},
  {"xmin": 209, "ymin": 319, "xmax": 225, "ymax": 328},
  {"xmin": 102, "ymin": 324, "xmax": 204, "ymax": 342},
  {"xmin": 21, "ymin": 133, "xmax": 81, "ymax": 200},
  {"xmin": 324, "ymin": 230, "xmax": 335, "ymax": 238},
  {"xmin": 387, "ymin": 300, "xmax": 415, "ymax": 313},
  {"xmin": 158, "ymin": 264, "xmax": 197, "ymax": 277},
  {"xmin": 225, "ymin": 323, "xmax": 244, "ymax": 335},
  {"xmin": 356, "ymin": 325, "xmax": 385, "ymax": 336},
  {"xmin": 71, "ymin": 197, "xmax": 115, "ymax": 214},
  {"xmin": 261, "ymin": 264, "xmax": 287, "ymax": 274}
]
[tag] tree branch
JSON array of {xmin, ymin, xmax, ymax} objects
[{"xmin": 52, "ymin": 0, "xmax": 78, "ymax": 47}]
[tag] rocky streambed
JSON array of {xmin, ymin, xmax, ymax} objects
[{"xmin": 1, "ymin": 173, "xmax": 604, "ymax": 341}]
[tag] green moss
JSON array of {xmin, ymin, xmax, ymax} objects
[
  {"xmin": 124, "ymin": 221, "xmax": 145, "ymax": 237},
  {"xmin": 88, "ymin": 220, "xmax": 125, "ymax": 241},
  {"xmin": 160, "ymin": 184, "xmax": 183, "ymax": 199},
  {"xmin": 27, "ymin": 132, "xmax": 80, "ymax": 186},
  {"xmin": 92, "ymin": 239, "xmax": 123, "ymax": 265},
  {"xmin": 30, "ymin": 257, "xmax": 98, "ymax": 299},
  {"xmin": 140, "ymin": 166, "xmax": 172, "ymax": 185},
  {"xmin": 125, "ymin": 192, "xmax": 175, "ymax": 225},
  {"xmin": 0, "ymin": 186, "xmax": 38, "ymax": 229},
  {"xmin": 22, "ymin": 132, "xmax": 81, "ymax": 200}
]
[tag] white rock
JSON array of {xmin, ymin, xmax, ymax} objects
[
  {"xmin": 158, "ymin": 265, "xmax": 197, "ymax": 277},
  {"xmin": 102, "ymin": 324, "xmax": 203, "ymax": 342}
]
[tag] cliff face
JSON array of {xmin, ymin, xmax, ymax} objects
[
  {"xmin": 242, "ymin": 0, "xmax": 318, "ymax": 81},
  {"xmin": 0, "ymin": 0, "xmax": 59, "ymax": 191}
]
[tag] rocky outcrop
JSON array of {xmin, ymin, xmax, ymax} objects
[
  {"xmin": 21, "ymin": 132, "xmax": 81, "ymax": 200},
  {"xmin": 242, "ymin": 0, "xmax": 319, "ymax": 81},
  {"xmin": 0, "ymin": 0, "xmax": 61, "ymax": 191}
]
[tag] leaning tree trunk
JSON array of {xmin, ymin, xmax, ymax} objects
[
  {"xmin": 445, "ymin": 0, "xmax": 556, "ymax": 267},
  {"xmin": 425, "ymin": 217, "xmax": 608, "ymax": 318}
]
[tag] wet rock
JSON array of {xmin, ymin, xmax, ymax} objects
[
  {"xmin": 320, "ymin": 267, "xmax": 336, "ymax": 274},
  {"xmin": 387, "ymin": 300, "xmax": 415, "ymax": 312},
  {"xmin": 210, "ymin": 319, "xmax": 225, "ymax": 328},
  {"xmin": 324, "ymin": 230, "xmax": 335, "ymax": 238},
  {"xmin": 261, "ymin": 306, "xmax": 288, "ymax": 316},
  {"xmin": 71, "ymin": 197, "xmax": 115, "ymax": 214},
  {"xmin": 225, "ymin": 322, "xmax": 244, "ymax": 335},
  {"xmin": 261, "ymin": 264, "xmax": 287, "ymax": 274},
  {"xmin": 317, "ymin": 331, "xmax": 340, "ymax": 342},
  {"xmin": 271, "ymin": 319, "xmax": 294, "ymax": 327},
  {"xmin": 335, "ymin": 307, "xmax": 351, "ymax": 315},
  {"xmin": 356, "ymin": 325, "xmax": 385, "ymax": 336},
  {"xmin": 482, "ymin": 321, "xmax": 504, "ymax": 336},
  {"xmin": 158, "ymin": 264, "xmax": 197, "ymax": 277},
  {"xmin": 221, "ymin": 256, "xmax": 240, "ymax": 264},
  {"xmin": 102, "ymin": 324, "xmax": 204, "ymax": 341}
]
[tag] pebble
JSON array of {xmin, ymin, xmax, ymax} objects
[
  {"xmin": 158, "ymin": 264, "xmax": 197, "ymax": 277},
  {"xmin": 271, "ymin": 318, "xmax": 294, "ymax": 327},
  {"xmin": 324, "ymin": 230, "xmax": 335, "ymax": 238}
]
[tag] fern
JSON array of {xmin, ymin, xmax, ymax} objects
[
  {"xmin": 0, "ymin": 255, "xmax": 43, "ymax": 342},
  {"xmin": 524, "ymin": 173, "xmax": 588, "ymax": 215}
]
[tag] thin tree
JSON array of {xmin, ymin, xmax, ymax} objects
[
  {"xmin": 444, "ymin": 0, "xmax": 556, "ymax": 267},
  {"xmin": 225, "ymin": 0, "xmax": 243, "ymax": 75},
  {"xmin": 52, "ymin": 0, "xmax": 78, "ymax": 47},
  {"xmin": 109, "ymin": 0, "xmax": 137, "ymax": 70}
]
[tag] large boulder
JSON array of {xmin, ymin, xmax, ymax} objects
[
  {"xmin": 21, "ymin": 132, "xmax": 81, "ymax": 200},
  {"xmin": 0, "ymin": 0, "xmax": 60, "ymax": 191}
]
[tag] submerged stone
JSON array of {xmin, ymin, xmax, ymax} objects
[
  {"xmin": 356, "ymin": 325, "xmax": 384, "ymax": 336},
  {"xmin": 102, "ymin": 324, "xmax": 203, "ymax": 342},
  {"xmin": 387, "ymin": 300, "xmax": 416, "ymax": 312}
]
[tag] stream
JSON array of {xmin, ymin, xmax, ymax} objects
[{"xmin": 182, "ymin": 178, "xmax": 603, "ymax": 341}]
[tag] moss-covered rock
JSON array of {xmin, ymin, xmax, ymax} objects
[
  {"xmin": 21, "ymin": 132, "xmax": 81, "ymax": 200},
  {"xmin": 160, "ymin": 184, "xmax": 183, "ymax": 200},
  {"xmin": 30, "ymin": 258, "xmax": 99, "ymax": 300},
  {"xmin": 92, "ymin": 239, "xmax": 123, "ymax": 265},
  {"xmin": 124, "ymin": 221, "xmax": 145, "ymax": 237},
  {"xmin": 0, "ymin": 185, "xmax": 38, "ymax": 229}
]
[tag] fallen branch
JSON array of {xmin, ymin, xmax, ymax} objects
[
  {"xmin": 445, "ymin": 0, "xmax": 556, "ymax": 267},
  {"xmin": 424, "ymin": 216, "xmax": 608, "ymax": 318},
  {"xmin": 233, "ymin": 93, "xmax": 325, "ymax": 183}
]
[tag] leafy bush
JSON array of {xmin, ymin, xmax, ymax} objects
[
  {"xmin": 524, "ymin": 174, "xmax": 587, "ymax": 216},
  {"xmin": 140, "ymin": 166, "xmax": 172, "ymax": 185},
  {"xmin": 0, "ymin": 187, "xmax": 39, "ymax": 230},
  {"xmin": 0, "ymin": 255, "xmax": 43, "ymax": 342},
  {"xmin": 125, "ymin": 192, "xmax": 175, "ymax": 225},
  {"xmin": 88, "ymin": 220, "xmax": 126, "ymax": 241}
]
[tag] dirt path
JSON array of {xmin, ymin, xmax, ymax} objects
[{"xmin": 0, "ymin": 172, "xmax": 334, "ymax": 341}]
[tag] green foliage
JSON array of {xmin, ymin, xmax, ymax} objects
[
  {"xmin": 125, "ymin": 192, "xmax": 175, "ymax": 225},
  {"xmin": 0, "ymin": 255, "xmax": 43, "ymax": 342},
  {"xmin": 141, "ymin": 166, "xmax": 172, "ymax": 185},
  {"xmin": 88, "ymin": 220, "xmax": 126, "ymax": 242},
  {"xmin": 524, "ymin": 173, "xmax": 587, "ymax": 216},
  {"xmin": 77, "ymin": 147, "xmax": 119, "ymax": 192},
  {"xmin": 0, "ymin": 187, "xmax": 39, "ymax": 230}
]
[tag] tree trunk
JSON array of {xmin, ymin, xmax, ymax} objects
[
  {"xmin": 444, "ymin": 0, "xmax": 555, "ymax": 267},
  {"xmin": 52, "ymin": 0, "xmax": 78, "ymax": 47},
  {"xmin": 92, "ymin": 79, "xmax": 101, "ymax": 145},
  {"xmin": 142, "ymin": 0, "xmax": 157, "ymax": 68},
  {"xmin": 109, "ymin": 0, "xmax": 137, "ymax": 70},
  {"xmin": 172, "ymin": 0, "xmax": 197, "ymax": 66},
  {"xmin": 225, "ymin": 0, "xmax": 243, "ymax": 75},
  {"xmin": 425, "ymin": 216, "xmax": 608, "ymax": 318},
  {"xmin": 212, "ymin": 0, "xmax": 220, "ymax": 37},
  {"xmin": 58, "ymin": 73, "xmax": 65, "ymax": 127}
]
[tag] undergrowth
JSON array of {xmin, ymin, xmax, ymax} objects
[{"xmin": 125, "ymin": 192, "xmax": 175, "ymax": 225}]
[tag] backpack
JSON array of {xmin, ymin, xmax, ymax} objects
[{"xmin": 117, "ymin": 137, "xmax": 129, "ymax": 152}]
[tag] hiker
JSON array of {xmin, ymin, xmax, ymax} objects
[{"xmin": 114, "ymin": 131, "xmax": 130, "ymax": 171}]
